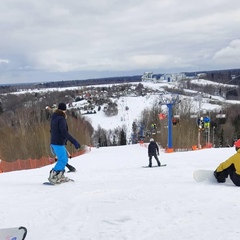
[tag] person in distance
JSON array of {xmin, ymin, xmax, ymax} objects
[
  {"xmin": 148, "ymin": 138, "xmax": 161, "ymax": 167},
  {"xmin": 214, "ymin": 139, "xmax": 240, "ymax": 186},
  {"xmin": 48, "ymin": 102, "xmax": 80, "ymax": 184}
]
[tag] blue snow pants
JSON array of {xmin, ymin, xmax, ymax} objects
[{"xmin": 50, "ymin": 144, "xmax": 68, "ymax": 171}]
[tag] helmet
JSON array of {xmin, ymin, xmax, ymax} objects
[
  {"xmin": 150, "ymin": 138, "xmax": 154, "ymax": 142},
  {"xmin": 234, "ymin": 139, "xmax": 240, "ymax": 148}
]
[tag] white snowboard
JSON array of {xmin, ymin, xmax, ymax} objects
[
  {"xmin": 193, "ymin": 170, "xmax": 216, "ymax": 183},
  {"xmin": 0, "ymin": 226, "xmax": 27, "ymax": 240}
]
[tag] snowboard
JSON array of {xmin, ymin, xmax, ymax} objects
[
  {"xmin": 43, "ymin": 178, "xmax": 74, "ymax": 185},
  {"xmin": 0, "ymin": 226, "xmax": 27, "ymax": 240},
  {"xmin": 193, "ymin": 170, "xmax": 216, "ymax": 183},
  {"xmin": 67, "ymin": 169, "xmax": 77, "ymax": 173},
  {"xmin": 142, "ymin": 164, "xmax": 167, "ymax": 168}
]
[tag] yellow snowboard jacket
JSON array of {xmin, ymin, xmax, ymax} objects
[{"xmin": 216, "ymin": 149, "xmax": 240, "ymax": 175}]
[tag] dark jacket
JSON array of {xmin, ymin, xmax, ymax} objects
[
  {"xmin": 50, "ymin": 110, "xmax": 77, "ymax": 146},
  {"xmin": 148, "ymin": 141, "xmax": 159, "ymax": 156}
]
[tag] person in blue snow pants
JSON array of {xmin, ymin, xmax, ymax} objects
[{"xmin": 48, "ymin": 102, "xmax": 80, "ymax": 183}]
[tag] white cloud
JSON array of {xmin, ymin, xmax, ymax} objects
[
  {"xmin": 213, "ymin": 39, "xmax": 240, "ymax": 61},
  {"xmin": 0, "ymin": 0, "xmax": 240, "ymax": 83},
  {"xmin": 0, "ymin": 59, "xmax": 9, "ymax": 64}
]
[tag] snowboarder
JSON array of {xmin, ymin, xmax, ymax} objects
[
  {"xmin": 148, "ymin": 138, "xmax": 161, "ymax": 167},
  {"xmin": 46, "ymin": 104, "xmax": 77, "ymax": 173},
  {"xmin": 214, "ymin": 139, "xmax": 240, "ymax": 186},
  {"xmin": 48, "ymin": 102, "xmax": 80, "ymax": 184}
]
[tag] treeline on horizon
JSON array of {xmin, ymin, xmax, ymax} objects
[{"xmin": 0, "ymin": 68, "xmax": 240, "ymax": 94}]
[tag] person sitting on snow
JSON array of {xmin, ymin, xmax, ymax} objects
[
  {"xmin": 214, "ymin": 139, "xmax": 240, "ymax": 186},
  {"xmin": 148, "ymin": 138, "xmax": 161, "ymax": 167}
]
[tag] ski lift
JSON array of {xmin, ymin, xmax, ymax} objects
[
  {"xmin": 216, "ymin": 111, "xmax": 227, "ymax": 124},
  {"xmin": 203, "ymin": 116, "xmax": 210, "ymax": 129},
  {"xmin": 159, "ymin": 113, "xmax": 167, "ymax": 120},
  {"xmin": 151, "ymin": 123, "xmax": 157, "ymax": 134},
  {"xmin": 190, "ymin": 114, "xmax": 198, "ymax": 119},
  {"xmin": 172, "ymin": 115, "xmax": 180, "ymax": 126},
  {"xmin": 197, "ymin": 117, "xmax": 204, "ymax": 130},
  {"xmin": 151, "ymin": 123, "xmax": 157, "ymax": 129}
]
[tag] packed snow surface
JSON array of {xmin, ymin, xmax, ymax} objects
[{"xmin": 0, "ymin": 144, "xmax": 238, "ymax": 240}]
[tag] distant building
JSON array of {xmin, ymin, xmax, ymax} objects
[
  {"xmin": 160, "ymin": 73, "xmax": 186, "ymax": 82},
  {"xmin": 142, "ymin": 72, "xmax": 186, "ymax": 83},
  {"xmin": 141, "ymin": 72, "xmax": 157, "ymax": 83},
  {"xmin": 197, "ymin": 73, "xmax": 207, "ymax": 78},
  {"xmin": 160, "ymin": 74, "xmax": 172, "ymax": 82}
]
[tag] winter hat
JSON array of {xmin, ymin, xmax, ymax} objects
[
  {"xmin": 234, "ymin": 139, "xmax": 240, "ymax": 148},
  {"xmin": 58, "ymin": 102, "xmax": 67, "ymax": 111},
  {"xmin": 150, "ymin": 138, "xmax": 154, "ymax": 142}
]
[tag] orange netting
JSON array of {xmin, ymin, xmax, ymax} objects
[{"xmin": 0, "ymin": 147, "xmax": 90, "ymax": 173}]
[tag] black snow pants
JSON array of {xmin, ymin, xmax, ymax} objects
[
  {"xmin": 215, "ymin": 164, "xmax": 240, "ymax": 186},
  {"xmin": 149, "ymin": 154, "xmax": 160, "ymax": 167}
]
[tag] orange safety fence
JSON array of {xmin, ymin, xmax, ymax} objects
[
  {"xmin": 203, "ymin": 143, "xmax": 213, "ymax": 149},
  {"xmin": 165, "ymin": 148, "xmax": 174, "ymax": 153},
  {"xmin": 138, "ymin": 141, "xmax": 213, "ymax": 153},
  {"xmin": 192, "ymin": 145, "xmax": 198, "ymax": 150},
  {"xmin": 139, "ymin": 141, "xmax": 148, "ymax": 148},
  {"xmin": 0, "ymin": 146, "xmax": 91, "ymax": 173}
]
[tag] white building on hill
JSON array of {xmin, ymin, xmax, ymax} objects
[
  {"xmin": 142, "ymin": 72, "xmax": 186, "ymax": 83},
  {"xmin": 141, "ymin": 72, "xmax": 157, "ymax": 83}
]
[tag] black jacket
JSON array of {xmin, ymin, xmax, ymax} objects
[
  {"xmin": 50, "ymin": 110, "xmax": 77, "ymax": 146},
  {"xmin": 148, "ymin": 141, "xmax": 159, "ymax": 156}
]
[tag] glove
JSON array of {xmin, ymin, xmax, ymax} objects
[
  {"xmin": 214, "ymin": 170, "xmax": 226, "ymax": 183},
  {"xmin": 73, "ymin": 141, "xmax": 81, "ymax": 150}
]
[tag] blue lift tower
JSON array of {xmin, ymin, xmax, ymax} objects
[{"xmin": 159, "ymin": 93, "xmax": 180, "ymax": 149}]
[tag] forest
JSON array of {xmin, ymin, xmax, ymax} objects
[{"xmin": 0, "ymin": 72, "xmax": 240, "ymax": 162}]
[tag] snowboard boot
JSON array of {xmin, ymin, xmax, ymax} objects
[
  {"xmin": 66, "ymin": 163, "xmax": 76, "ymax": 172},
  {"xmin": 48, "ymin": 170, "xmax": 59, "ymax": 184},
  {"xmin": 48, "ymin": 170, "xmax": 70, "ymax": 184},
  {"xmin": 56, "ymin": 170, "xmax": 70, "ymax": 183},
  {"xmin": 148, "ymin": 160, "xmax": 152, "ymax": 167}
]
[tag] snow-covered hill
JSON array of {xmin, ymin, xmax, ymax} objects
[
  {"xmin": 70, "ymin": 80, "xmax": 240, "ymax": 138},
  {"xmin": 10, "ymin": 79, "xmax": 240, "ymax": 138},
  {"xmin": 0, "ymin": 143, "xmax": 238, "ymax": 240}
]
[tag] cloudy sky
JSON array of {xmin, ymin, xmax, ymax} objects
[{"xmin": 0, "ymin": 0, "xmax": 240, "ymax": 84}]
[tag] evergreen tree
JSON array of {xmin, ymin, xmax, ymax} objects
[
  {"xmin": 120, "ymin": 129, "xmax": 127, "ymax": 145},
  {"xmin": 233, "ymin": 114, "xmax": 240, "ymax": 139},
  {"xmin": 219, "ymin": 129, "xmax": 224, "ymax": 147},
  {"xmin": 0, "ymin": 102, "xmax": 3, "ymax": 114},
  {"xmin": 132, "ymin": 122, "xmax": 138, "ymax": 144}
]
